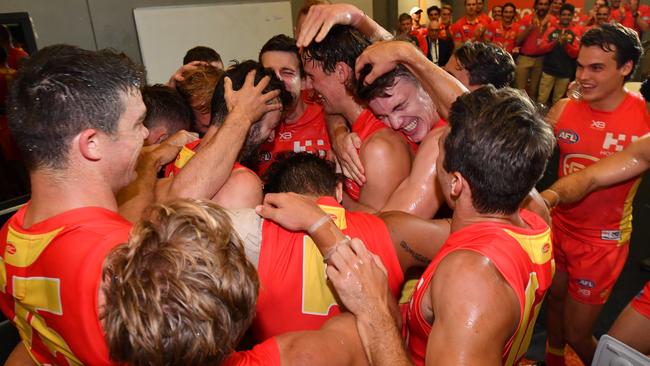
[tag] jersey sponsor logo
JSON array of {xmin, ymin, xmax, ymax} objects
[
  {"xmin": 557, "ymin": 129, "xmax": 579, "ymax": 144},
  {"xmin": 562, "ymin": 154, "xmax": 599, "ymax": 175},
  {"xmin": 577, "ymin": 278, "xmax": 595, "ymax": 289},
  {"xmin": 542, "ymin": 243, "xmax": 551, "ymax": 254},
  {"xmin": 600, "ymin": 230, "xmax": 621, "ymax": 241},
  {"xmin": 602, "ymin": 133, "xmax": 643, "ymax": 152},
  {"xmin": 279, "ymin": 131, "xmax": 292, "ymax": 140},
  {"xmin": 578, "ymin": 288, "xmax": 592, "ymax": 297},
  {"xmin": 6, "ymin": 243, "xmax": 16, "ymax": 255},
  {"xmin": 590, "ymin": 120, "xmax": 606, "ymax": 130}
]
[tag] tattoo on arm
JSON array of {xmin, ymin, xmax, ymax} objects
[{"xmin": 399, "ymin": 240, "xmax": 430, "ymax": 265}]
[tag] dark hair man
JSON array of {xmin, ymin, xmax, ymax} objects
[
  {"xmin": 182, "ymin": 45, "xmax": 223, "ymax": 69},
  {"xmin": 536, "ymin": 3, "xmax": 581, "ymax": 106},
  {"xmin": 427, "ymin": 5, "xmax": 441, "ymax": 21},
  {"xmin": 544, "ymin": 23, "xmax": 650, "ymax": 366},
  {"xmin": 484, "ymin": 2, "xmax": 519, "ymax": 54},
  {"xmin": 301, "ymin": 25, "xmax": 413, "ymax": 212},
  {"xmin": 141, "ymin": 84, "xmax": 192, "ymax": 145},
  {"xmin": 256, "ymin": 34, "xmax": 331, "ymax": 176},
  {"xmin": 514, "ymin": 0, "xmax": 555, "ymax": 100},
  {"xmin": 161, "ymin": 60, "xmax": 290, "ymax": 209},
  {"xmin": 0, "ymin": 44, "xmax": 278, "ymax": 365}
]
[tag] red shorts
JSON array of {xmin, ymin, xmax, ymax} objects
[
  {"xmin": 552, "ymin": 225, "xmax": 629, "ymax": 305},
  {"xmin": 631, "ymin": 281, "xmax": 650, "ymax": 319}
]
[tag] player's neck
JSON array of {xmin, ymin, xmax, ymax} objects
[
  {"xmin": 284, "ymin": 98, "xmax": 307, "ymax": 125},
  {"xmin": 450, "ymin": 202, "xmax": 526, "ymax": 233},
  {"xmin": 341, "ymin": 99, "xmax": 365, "ymax": 125},
  {"xmin": 25, "ymin": 170, "xmax": 118, "ymax": 228},
  {"xmin": 588, "ymin": 87, "xmax": 627, "ymax": 112}
]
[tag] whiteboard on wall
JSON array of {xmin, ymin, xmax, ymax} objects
[{"xmin": 134, "ymin": 2, "xmax": 293, "ymax": 84}]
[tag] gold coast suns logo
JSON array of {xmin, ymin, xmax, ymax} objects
[{"xmin": 562, "ymin": 153, "xmax": 599, "ymax": 175}]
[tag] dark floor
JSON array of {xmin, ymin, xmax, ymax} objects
[{"xmin": 526, "ymin": 149, "xmax": 650, "ymax": 362}]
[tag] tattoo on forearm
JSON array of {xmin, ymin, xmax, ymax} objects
[{"xmin": 399, "ymin": 240, "xmax": 430, "ymax": 264}]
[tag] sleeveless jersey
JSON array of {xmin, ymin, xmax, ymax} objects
[
  {"xmin": 404, "ymin": 210, "xmax": 554, "ymax": 366},
  {"xmin": 484, "ymin": 20, "xmax": 519, "ymax": 53},
  {"xmin": 163, "ymin": 138, "xmax": 251, "ymax": 177},
  {"xmin": 253, "ymin": 196, "xmax": 404, "ymax": 341},
  {"xmin": 0, "ymin": 205, "xmax": 131, "ymax": 365},
  {"xmin": 553, "ymin": 92, "xmax": 650, "ymax": 245},
  {"xmin": 256, "ymin": 101, "xmax": 331, "ymax": 177},
  {"xmin": 517, "ymin": 14, "xmax": 558, "ymax": 56},
  {"xmin": 450, "ymin": 16, "xmax": 489, "ymax": 43},
  {"xmin": 221, "ymin": 337, "xmax": 281, "ymax": 366}
]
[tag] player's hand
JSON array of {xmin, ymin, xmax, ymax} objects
[
  {"xmin": 333, "ymin": 131, "xmax": 365, "ymax": 185},
  {"xmin": 225, "ymin": 71, "xmax": 282, "ymax": 125},
  {"xmin": 355, "ymin": 40, "xmax": 419, "ymax": 85},
  {"xmin": 140, "ymin": 143, "xmax": 182, "ymax": 170},
  {"xmin": 325, "ymin": 238, "xmax": 392, "ymax": 318},
  {"xmin": 256, "ymin": 192, "xmax": 328, "ymax": 232},
  {"xmin": 296, "ymin": 3, "xmax": 365, "ymax": 48},
  {"xmin": 166, "ymin": 61, "xmax": 209, "ymax": 88},
  {"xmin": 161, "ymin": 130, "xmax": 199, "ymax": 147}
]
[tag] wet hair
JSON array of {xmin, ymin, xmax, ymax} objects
[
  {"xmin": 263, "ymin": 152, "xmax": 340, "ymax": 196},
  {"xmin": 102, "ymin": 199, "xmax": 258, "ymax": 366},
  {"xmin": 183, "ymin": 46, "xmax": 222, "ymax": 66},
  {"xmin": 7, "ymin": 44, "xmax": 145, "ymax": 170},
  {"xmin": 580, "ymin": 23, "xmax": 643, "ymax": 82},
  {"xmin": 301, "ymin": 25, "xmax": 370, "ymax": 91},
  {"xmin": 454, "ymin": 42, "xmax": 515, "ymax": 88},
  {"xmin": 560, "ymin": 3, "xmax": 575, "ymax": 14},
  {"xmin": 356, "ymin": 63, "xmax": 418, "ymax": 102},
  {"xmin": 142, "ymin": 84, "xmax": 191, "ymax": 135},
  {"xmin": 176, "ymin": 64, "xmax": 222, "ymax": 115},
  {"xmin": 259, "ymin": 34, "xmax": 303, "ymax": 77},
  {"xmin": 444, "ymin": 86, "xmax": 555, "ymax": 214},
  {"xmin": 210, "ymin": 60, "xmax": 291, "ymax": 126}
]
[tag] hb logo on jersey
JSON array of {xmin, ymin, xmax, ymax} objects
[
  {"xmin": 294, "ymin": 140, "xmax": 327, "ymax": 157},
  {"xmin": 602, "ymin": 132, "xmax": 641, "ymax": 152}
]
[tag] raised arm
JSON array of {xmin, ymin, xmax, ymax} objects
[
  {"xmin": 542, "ymin": 134, "xmax": 650, "ymax": 208},
  {"xmin": 355, "ymin": 41, "xmax": 468, "ymax": 121},
  {"xmin": 426, "ymin": 251, "xmax": 519, "ymax": 365},
  {"xmin": 296, "ymin": 3, "xmax": 393, "ymax": 48},
  {"xmin": 160, "ymin": 72, "xmax": 281, "ymax": 201}
]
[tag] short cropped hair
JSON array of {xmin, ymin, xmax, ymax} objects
[
  {"xmin": 142, "ymin": 84, "xmax": 191, "ymax": 133},
  {"xmin": 356, "ymin": 63, "xmax": 418, "ymax": 102},
  {"xmin": 302, "ymin": 25, "xmax": 370, "ymax": 90},
  {"xmin": 560, "ymin": 3, "xmax": 575, "ymax": 14},
  {"xmin": 455, "ymin": 42, "xmax": 515, "ymax": 88},
  {"xmin": 183, "ymin": 46, "xmax": 222, "ymax": 66},
  {"xmin": 580, "ymin": 23, "xmax": 643, "ymax": 82},
  {"xmin": 427, "ymin": 5, "xmax": 441, "ymax": 15},
  {"xmin": 444, "ymin": 86, "xmax": 555, "ymax": 214},
  {"xmin": 210, "ymin": 60, "xmax": 291, "ymax": 126},
  {"xmin": 102, "ymin": 199, "xmax": 258, "ymax": 366},
  {"xmin": 263, "ymin": 152, "xmax": 340, "ymax": 195},
  {"xmin": 176, "ymin": 64, "xmax": 222, "ymax": 115},
  {"xmin": 7, "ymin": 44, "xmax": 145, "ymax": 170},
  {"xmin": 259, "ymin": 34, "xmax": 303, "ymax": 76},
  {"xmin": 399, "ymin": 13, "xmax": 413, "ymax": 23}
]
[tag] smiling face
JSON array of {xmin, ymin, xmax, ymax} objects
[
  {"xmin": 502, "ymin": 5, "xmax": 516, "ymax": 22},
  {"xmin": 441, "ymin": 8, "xmax": 452, "ymax": 25},
  {"xmin": 535, "ymin": 0, "xmax": 550, "ymax": 17},
  {"xmin": 302, "ymin": 59, "xmax": 345, "ymax": 114},
  {"xmin": 596, "ymin": 6, "xmax": 611, "ymax": 24},
  {"xmin": 107, "ymin": 89, "xmax": 149, "ymax": 191},
  {"xmin": 576, "ymin": 45, "xmax": 631, "ymax": 105},
  {"xmin": 261, "ymin": 50, "xmax": 302, "ymax": 111},
  {"xmin": 367, "ymin": 77, "xmax": 438, "ymax": 143}
]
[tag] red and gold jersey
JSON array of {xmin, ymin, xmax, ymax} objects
[
  {"xmin": 253, "ymin": 196, "xmax": 404, "ymax": 341},
  {"xmin": 553, "ymin": 92, "xmax": 650, "ymax": 245},
  {"xmin": 484, "ymin": 20, "xmax": 520, "ymax": 53},
  {"xmin": 404, "ymin": 210, "xmax": 554, "ymax": 366},
  {"xmin": 517, "ymin": 14, "xmax": 559, "ymax": 56},
  {"xmin": 163, "ymin": 138, "xmax": 251, "ymax": 178},
  {"xmin": 256, "ymin": 101, "xmax": 331, "ymax": 177},
  {"xmin": 450, "ymin": 16, "xmax": 490, "ymax": 43},
  {"xmin": 0, "ymin": 205, "xmax": 131, "ymax": 365},
  {"xmin": 611, "ymin": 5, "xmax": 650, "ymax": 35},
  {"xmin": 221, "ymin": 337, "xmax": 281, "ymax": 366},
  {"xmin": 410, "ymin": 28, "xmax": 429, "ymax": 55}
]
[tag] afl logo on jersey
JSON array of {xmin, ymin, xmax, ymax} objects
[{"xmin": 557, "ymin": 129, "xmax": 579, "ymax": 144}]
